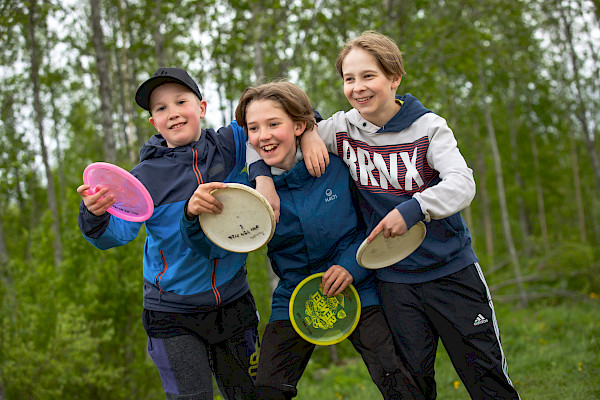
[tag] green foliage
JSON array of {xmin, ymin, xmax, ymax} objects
[
  {"xmin": 1, "ymin": 0, "xmax": 599, "ymax": 398},
  {"xmin": 295, "ymin": 302, "xmax": 600, "ymax": 399}
]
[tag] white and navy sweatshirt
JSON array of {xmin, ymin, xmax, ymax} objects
[{"xmin": 250, "ymin": 94, "xmax": 478, "ymax": 284}]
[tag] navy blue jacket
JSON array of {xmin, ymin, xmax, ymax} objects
[
  {"xmin": 266, "ymin": 155, "xmax": 379, "ymax": 322},
  {"xmin": 79, "ymin": 122, "xmax": 251, "ymax": 312}
]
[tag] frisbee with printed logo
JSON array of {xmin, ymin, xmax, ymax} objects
[
  {"xmin": 83, "ymin": 162, "xmax": 154, "ymax": 222},
  {"xmin": 357, "ymin": 221, "xmax": 426, "ymax": 269},
  {"xmin": 289, "ymin": 273, "xmax": 361, "ymax": 346},
  {"xmin": 199, "ymin": 183, "xmax": 275, "ymax": 253}
]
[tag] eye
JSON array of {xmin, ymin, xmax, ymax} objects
[
  {"xmin": 177, "ymin": 100, "xmax": 186, "ymax": 105},
  {"xmin": 155, "ymin": 106, "xmax": 165, "ymax": 112},
  {"xmin": 269, "ymin": 122, "xmax": 279, "ymax": 128},
  {"xmin": 247, "ymin": 125, "xmax": 258, "ymax": 132},
  {"xmin": 344, "ymin": 77, "xmax": 354, "ymax": 83}
]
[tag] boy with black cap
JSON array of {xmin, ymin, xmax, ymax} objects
[{"xmin": 77, "ymin": 67, "xmax": 259, "ymax": 399}]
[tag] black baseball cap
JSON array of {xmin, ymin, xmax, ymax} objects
[{"xmin": 135, "ymin": 67, "xmax": 203, "ymax": 111}]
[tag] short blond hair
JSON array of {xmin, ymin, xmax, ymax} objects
[{"xmin": 336, "ymin": 31, "xmax": 406, "ymax": 79}]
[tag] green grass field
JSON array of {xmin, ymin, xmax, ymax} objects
[{"xmin": 291, "ymin": 300, "xmax": 600, "ymax": 399}]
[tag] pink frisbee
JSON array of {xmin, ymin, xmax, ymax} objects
[{"xmin": 83, "ymin": 162, "xmax": 154, "ymax": 222}]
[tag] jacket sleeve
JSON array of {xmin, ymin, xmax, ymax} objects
[
  {"xmin": 247, "ymin": 143, "xmax": 272, "ymax": 182},
  {"xmin": 78, "ymin": 201, "xmax": 142, "ymax": 249},
  {"xmin": 180, "ymin": 200, "xmax": 232, "ymax": 259},
  {"xmin": 316, "ymin": 113, "xmax": 345, "ymax": 154},
  {"xmin": 410, "ymin": 115, "xmax": 476, "ymax": 222},
  {"xmin": 332, "ymin": 233, "xmax": 371, "ymax": 285}
]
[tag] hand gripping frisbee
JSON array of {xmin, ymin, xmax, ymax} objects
[
  {"xmin": 357, "ymin": 221, "xmax": 427, "ymax": 269},
  {"xmin": 198, "ymin": 183, "xmax": 275, "ymax": 253},
  {"xmin": 289, "ymin": 273, "xmax": 361, "ymax": 346},
  {"xmin": 83, "ymin": 162, "xmax": 154, "ymax": 222}
]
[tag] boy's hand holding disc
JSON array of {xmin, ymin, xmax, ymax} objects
[
  {"xmin": 198, "ymin": 183, "xmax": 275, "ymax": 253},
  {"xmin": 358, "ymin": 220, "xmax": 426, "ymax": 270},
  {"xmin": 187, "ymin": 182, "xmax": 228, "ymax": 217},
  {"xmin": 322, "ymin": 265, "xmax": 353, "ymax": 297},
  {"xmin": 77, "ymin": 184, "xmax": 115, "ymax": 216},
  {"xmin": 82, "ymin": 162, "xmax": 154, "ymax": 222}
]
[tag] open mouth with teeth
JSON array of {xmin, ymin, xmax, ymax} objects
[
  {"xmin": 355, "ymin": 96, "xmax": 372, "ymax": 104},
  {"xmin": 170, "ymin": 122, "xmax": 186, "ymax": 129},
  {"xmin": 261, "ymin": 144, "xmax": 278, "ymax": 153}
]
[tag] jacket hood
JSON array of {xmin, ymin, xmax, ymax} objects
[
  {"xmin": 138, "ymin": 133, "xmax": 206, "ymax": 162},
  {"xmin": 378, "ymin": 93, "xmax": 432, "ymax": 133}
]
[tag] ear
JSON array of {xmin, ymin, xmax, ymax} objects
[
  {"xmin": 149, "ymin": 116, "xmax": 159, "ymax": 131},
  {"xmin": 294, "ymin": 121, "xmax": 307, "ymax": 137},
  {"xmin": 198, "ymin": 99, "xmax": 208, "ymax": 119},
  {"xmin": 391, "ymin": 75, "xmax": 402, "ymax": 90}
]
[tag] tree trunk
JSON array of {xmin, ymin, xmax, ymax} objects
[
  {"xmin": 90, "ymin": 0, "xmax": 117, "ymax": 163},
  {"xmin": 507, "ymin": 96, "xmax": 530, "ymax": 242},
  {"xmin": 0, "ymin": 215, "xmax": 11, "ymax": 286},
  {"xmin": 559, "ymin": 5, "xmax": 600, "ymax": 193},
  {"xmin": 49, "ymin": 87, "xmax": 67, "ymax": 225},
  {"xmin": 116, "ymin": 0, "xmax": 137, "ymax": 164},
  {"xmin": 478, "ymin": 66, "xmax": 527, "ymax": 307},
  {"xmin": 152, "ymin": 0, "xmax": 166, "ymax": 67},
  {"xmin": 528, "ymin": 121, "xmax": 550, "ymax": 251},
  {"xmin": 27, "ymin": 0, "xmax": 63, "ymax": 269},
  {"xmin": 569, "ymin": 134, "xmax": 587, "ymax": 243},
  {"xmin": 250, "ymin": 2, "xmax": 266, "ymax": 83},
  {"xmin": 474, "ymin": 120, "xmax": 494, "ymax": 260}
]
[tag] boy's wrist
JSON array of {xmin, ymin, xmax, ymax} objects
[{"xmin": 184, "ymin": 199, "xmax": 196, "ymax": 221}]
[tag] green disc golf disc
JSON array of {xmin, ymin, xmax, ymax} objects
[{"xmin": 289, "ymin": 273, "xmax": 361, "ymax": 345}]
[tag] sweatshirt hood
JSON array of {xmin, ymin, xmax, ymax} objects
[{"xmin": 378, "ymin": 93, "xmax": 432, "ymax": 133}]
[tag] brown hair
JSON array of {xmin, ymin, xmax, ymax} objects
[
  {"xmin": 335, "ymin": 31, "xmax": 406, "ymax": 79},
  {"xmin": 235, "ymin": 81, "xmax": 316, "ymax": 134}
]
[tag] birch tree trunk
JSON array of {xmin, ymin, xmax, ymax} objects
[
  {"xmin": 478, "ymin": 66, "xmax": 527, "ymax": 307},
  {"xmin": 528, "ymin": 122, "xmax": 550, "ymax": 251},
  {"xmin": 152, "ymin": 0, "xmax": 166, "ymax": 67},
  {"xmin": 507, "ymin": 97, "xmax": 530, "ymax": 242},
  {"xmin": 559, "ymin": 5, "xmax": 600, "ymax": 193},
  {"xmin": 116, "ymin": 0, "xmax": 137, "ymax": 164},
  {"xmin": 250, "ymin": 1, "xmax": 266, "ymax": 83},
  {"xmin": 90, "ymin": 0, "xmax": 117, "ymax": 163},
  {"xmin": 474, "ymin": 119, "xmax": 494, "ymax": 260},
  {"xmin": 49, "ymin": 87, "xmax": 67, "ymax": 224},
  {"xmin": 569, "ymin": 134, "xmax": 587, "ymax": 243},
  {"xmin": 27, "ymin": 0, "xmax": 63, "ymax": 269}
]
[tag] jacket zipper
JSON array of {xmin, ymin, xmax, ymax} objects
[
  {"xmin": 192, "ymin": 148, "xmax": 204, "ymax": 184},
  {"xmin": 193, "ymin": 147, "xmax": 221, "ymax": 307},
  {"xmin": 211, "ymin": 259, "xmax": 221, "ymax": 307},
  {"xmin": 155, "ymin": 250, "xmax": 168, "ymax": 302}
]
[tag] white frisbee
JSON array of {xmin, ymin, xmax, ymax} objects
[
  {"xmin": 356, "ymin": 221, "xmax": 426, "ymax": 269},
  {"xmin": 199, "ymin": 183, "xmax": 276, "ymax": 253}
]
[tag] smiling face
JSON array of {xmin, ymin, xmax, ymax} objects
[
  {"xmin": 148, "ymin": 83, "xmax": 207, "ymax": 148},
  {"xmin": 246, "ymin": 99, "xmax": 306, "ymax": 171},
  {"xmin": 341, "ymin": 47, "xmax": 402, "ymax": 127}
]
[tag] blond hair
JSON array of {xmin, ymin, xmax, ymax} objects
[{"xmin": 336, "ymin": 31, "xmax": 406, "ymax": 79}]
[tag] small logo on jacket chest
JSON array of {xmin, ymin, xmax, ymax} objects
[{"xmin": 325, "ymin": 188, "xmax": 338, "ymax": 203}]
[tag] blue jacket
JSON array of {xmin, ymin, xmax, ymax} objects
[
  {"xmin": 78, "ymin": 122, "xmax": 251, "ymax": 312},
  {"xmin": 266, "ymin": 155, "xmax": 379, "ymax": 322}
]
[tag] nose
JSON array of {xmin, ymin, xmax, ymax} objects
[
  {"xmin": 353, "ymin": 79, "xmax": 367, "ymax": 92},
  {"xmin": 258, "ymin": 127, "xmax": 271, "ymax": 141},
  {"xmin": 168, "ymin": 107, "xmax": 179, "ymax": 119}
]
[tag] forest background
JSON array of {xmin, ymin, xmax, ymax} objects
[{"xmin": 0, "ymin": 0, "xmax": 599, "ymax": 399}]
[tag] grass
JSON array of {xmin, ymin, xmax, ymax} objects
[{"xmin": 291, "ymin": 299, "xmax": 600, "ymax": 399}]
